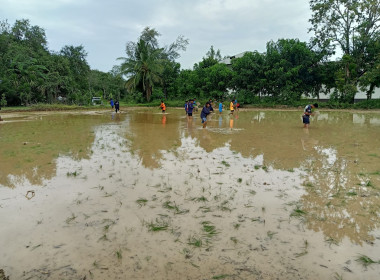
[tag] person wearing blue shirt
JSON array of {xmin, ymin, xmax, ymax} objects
[
  {"xmin": 218, "ymin": 101, "xmax": 223, "ymax": 114},
  {"xmin": 110, "ymin": 98, "xmax": 114, "ymax": 109},
  {"xmin": 201, "ymin": 102, "xmax": 212, "ymax": 128},
  {"xmin": 303, "ymin": 103, "xmax": 318, "ymax": 128},
  {"xmin": 187, "ymin": 99, "xmax": 194, "ymax": 120}
]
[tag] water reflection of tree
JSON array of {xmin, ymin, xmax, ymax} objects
[
  {"xmin": 299, "ymin": 147, "xmax": 380, "ymax": 245},
  {"xmin": 0, "ymin": 114, "xmax": 108, "ymax": 188},
  {"xmin": 126, "ymin": 112, "xmax": 181, "ymax": 168}
]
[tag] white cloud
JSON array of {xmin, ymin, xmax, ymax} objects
[{"xmin": 0, "ymin": 0, "xmax": 313, "ymax": 71}]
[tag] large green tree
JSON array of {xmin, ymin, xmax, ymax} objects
[
  {"xmin": 309, "ymin": 0, "xmax": 380, "ymax": 102},
  {"xmin": 118, "ymin": 27, "xmax": 188, "ymax": 101}
]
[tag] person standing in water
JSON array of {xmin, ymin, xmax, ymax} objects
[
  {"xmin": 218, "ymin": 100, "xmax": 223, "ymax": 114},
  {"xmin": 114, "ymin": 100, "xmax": 120, "ymax": 113},
  {"xmin": 201, "ymin": 102, "xmax": 212, "ymax": 128},
  {"xmin": 302, "ymin": 103, "xmax": 318, "ymax": 128},
  {"xmin": 187, "ymin": 99, "xmax": 194, "ymax": 120},
  {"xmin": 160, "ymin": 100, "xmax": 166, "ymax": 113},
  {"xmin": 229, "ymin": 100, "xmax": 235, "ymax": 115},
  {"xmin": 110, "ymin": 98, "xmax": 114, "ymax": 109}
]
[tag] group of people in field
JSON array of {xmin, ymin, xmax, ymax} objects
[{"xmin": 111, "ymin": 97, "xmax": 318, "ymax": 129}]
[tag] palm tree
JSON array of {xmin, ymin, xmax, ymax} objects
[{"xmin": 119, "ymin": 39, "xmax": 163, "ymax": 101}]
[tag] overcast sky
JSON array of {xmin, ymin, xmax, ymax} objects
[{"xmin": 1, "ymin": 0, "xmax": 313, "ymax": 72}]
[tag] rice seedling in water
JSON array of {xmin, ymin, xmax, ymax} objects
[
  {"xmin": 346, "ymin": 191, "xmax": 357, "ymax": 196},
  {"xmin": 325, "ymin": 237, "xmax": 339, "ymax": 247},
  {"xmin": 202, "ymin": 221, "xmax": 218, "ymax": 238},
  {"xmin": 190, "ymin": 196, "xmax": 208, "ymax": 202},
  {"xmin": 182, "ymin": 248, "xmax": 192, "ymax": 259},
  {"xmin": 290, "ymin": 206, "xmax": 307, "ymax": 218},
  {"xmin": 66, "ymin": 171, "xmax": 79, "ymax": 177},
  {"xmin": 65, "ymin": 213, "xmax": 77, "ymax": 224},
  {"xmin": 254, "ymin": 165, "xmax": 261, "ymax": 170},
  {"xmin": 233, "ymin": 223, "xmax": 241, "ymax": 230},
  {"xmin": 188, "ymin": 236, "xmax": 203, "ymax": 248},
  {"xmin": 366, "ymin": 181, "xmax": 374, "ymax": 188},
  {"xmin": 98, "ymin": 234, "xmax": 109, "ymax": 241},
  {"xmin": 248, "ymin": 190, "xmax": 256, "ymax": 196},
  {"xmin": 369, "ymin": 170, "xmax": 380, "ymax": 175},
  {"xmin": 116, "ymin": 250, "xmax": 122, "ymax": 260},
  {"xmin": 136, "ymin": 198, "xmax": 148, "ymax": 207},
  {"xmin": 267, "ymin": 231, "xmax": 277, "ymax": 239},
  {"xmin": 237, "ymin": 178, "xmax": 242, "ymax": 183},
  {"xmin": 356, "ymin": 255, "xmax": 380, "ymax": 267},
  {"xmin": 230, "ymin": 237, "xmax": 238, "ymax": 244},
  {"xmin": 221, "ymin": 160, "xmax": 230, "ymax": 167},
  {"xmin": 333, "ymin": 272, "xmax": 343, "ymax": 280},
  {"xmin": 163, "ymin": 201, "xmax": 189, "ymax": 215},
  {"xmin": 147, "ymin": 218, "xmax": 169, "ymax": 232},
  {"xmin": 212, "ymin": 275, "xmax": 230, "ymax": 279},
  {"xmin": 295, "ymin": 240, "xmax": 308, "ymax": 257}
]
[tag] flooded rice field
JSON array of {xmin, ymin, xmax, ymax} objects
[{"xmin": 0, "ymin": 108, "xmax": 380, "ymax": 280}]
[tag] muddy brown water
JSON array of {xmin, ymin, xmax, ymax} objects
[{"xmin": 0, "ymin": 108, "xmax": 380, "ymax": 280}]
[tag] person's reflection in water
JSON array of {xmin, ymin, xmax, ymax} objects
[
  {"xmin": 219, "ymin": 116, "xmax": 223, "ymax": 127},
  {"xmin": 301, "ymin": 128, "xmax": 319, "ymax": 151},
  {"xmin": 229, "ymin": 118, "xmax": 234, "ymax": 130},
  {"xmin": 162, "ymin": 115, "xmax": 167, "ymax": 126}
]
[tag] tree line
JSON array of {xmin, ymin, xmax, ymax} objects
[{"xmin": 0, "ymin": 0, "xmax": 379, "ymax": 107}]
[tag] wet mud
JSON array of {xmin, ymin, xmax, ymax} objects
[{"xmin": 0, "ymin": 108, "xmax": 380, "ymax": 279}]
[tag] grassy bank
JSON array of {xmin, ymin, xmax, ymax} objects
[{"xmin": 1, "ymin": 99, "xmax": 380, "ymax": 112}]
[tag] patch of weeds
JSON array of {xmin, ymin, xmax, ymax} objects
[
  {"xmin": 262, "ymin": 165, "xmax": 268, "ymax": 172},
  {"xmin": 136, "ymin": 198, "xmax": 148, "ymax": 207},
  {"xmin": 267, "ymin": 231, "xmax": 277, "ymax": 239},
  {"xmin": 287, "ymin": 168, "xmax": 295, "ymax": 172},
  {"xmin": 237, "ymin": 178, "xmax": 242, "ymax": 183},
  {"xmin": 147, "ymin": 218, "xmax": 169, "ymax": 232},
  {"xmin": 65, "ymin": 213, "xmax": 77, "ymax": 224},
  {"xmin": 254, "ymin": 165, "xmax": 261, "ymax": 170},
  {"xmin": 221, "ymin": 160, "xmax": 230, "ymax": 167},
  {"xmin": 356, "ymin": 254, "xmax": 380, "ymax": 267}
]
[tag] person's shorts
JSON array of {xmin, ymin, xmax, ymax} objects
[
  {"xmin": 162, "ymin": 110, "xmax": 165, "ymax": 113},
  {"xmin": 219, "ymin": 109, "xmax": 222, "ymax": 113},
  {"xmin": 188, "ymin": 113, "xmax": 192, "ymax": 116},
  {"xmin": 230, "ymin": 110, "xmax": 234, "ymax": 113},
  {"xmin": 302, "ymin": 115, "xmax": 310, "ymax": 124},
  {"xmin": 201, "ymin": 117, "xmax": 207, "ymax": 123}
]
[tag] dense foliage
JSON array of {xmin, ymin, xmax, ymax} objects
[
  {"xmin": 0, "ymin": 19, "xmax": 125, "ymax": 106},
  {"xmin": 0, "ymin": 0, "xmax": 379, "ymax": 108}
]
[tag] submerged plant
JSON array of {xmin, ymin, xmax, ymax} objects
[{"xmin": 136, "ymin": 198, "xmax": 148, "ymax": 207}]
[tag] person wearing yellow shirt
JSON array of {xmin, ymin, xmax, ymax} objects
[{"xmin": 229, "ymin": 100, "xmax": 234, "ymax": 115}]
